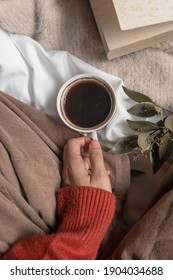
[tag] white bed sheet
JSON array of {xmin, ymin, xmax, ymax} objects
[{"xmin": 0, "ymin": 28, "xmax": 137, "ymax": 147}]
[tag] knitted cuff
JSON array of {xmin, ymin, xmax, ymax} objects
[{"xmin": 57, "ymin": 186, "xmax": 116, "ymax": 247}]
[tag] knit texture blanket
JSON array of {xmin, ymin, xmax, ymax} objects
[{"xmin": 0, "ymin": 0, "xmax": 173, "ymax": 110}]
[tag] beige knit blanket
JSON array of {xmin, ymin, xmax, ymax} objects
[
  {"xmin": 1, "ymin": 0, "xmax": 173, "ymax": 110},
  {"xmin": 1, "ymin": 0, "xmax": 173, "ymax": 259}
]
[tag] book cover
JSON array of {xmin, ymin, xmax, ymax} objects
[
  {"xmin": 89, "ymin": 0, "xmax": 173, "ymax": 60},
  {"xmin": 113, "ymin": 0, "xmax": 173, "ymax": 30}
]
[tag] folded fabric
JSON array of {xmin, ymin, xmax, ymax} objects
[
  {"xmin": 0, "ymin": 91, "xmax": 130, "ymax": 257},
  {"xmin": 0, "ymin": 27, "xmax": 139, "ymax": 147},
  {"xmin": 113, "ymin": 187, "xmax": 173, "ymax": 260}
]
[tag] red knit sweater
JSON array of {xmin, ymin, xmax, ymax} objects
[{"xmin": 3, "ymin": 186, "xmax": 115, "ymax": 260}]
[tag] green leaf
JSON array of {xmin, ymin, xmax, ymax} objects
[
  {"xmin": 123, "ymin": 86, "xmax": 153, "ymax": 103},
  {"xmin": 150, "ymin": 131, "xmax": 162, "ymax": 174},
  {"xmin": 164, "ymin": 115, "xmax": 173, "ymax": 131},
  {"xmin": 150, "ymin": 130, "xmax": 173, "ymax": 173},
  {"xmin": 159, "ymin": 132, "xmax": 173, "ymax": 163},
  {"xmin": 137, "ymin": 133, "xmax": 150, "ymax": 152},
  {"xmin": 150, "ymin": 148, "xmax": 162, "ymax": 174},
  {"xmin": 109, "ymin": 135, "xmax": 138, "ymax": 154},
  {"xmin": 128, "ymin": 102, "xmax": 157, "ymax": 117},
  {"xmin": 127, "ymin": 120, "xmax": 160, "ymax": 132},
  {"xmin": 154, "ymin": 106, "xmax": 164, "ymax": 120}
]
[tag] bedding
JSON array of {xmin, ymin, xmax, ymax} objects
[
  {"xmin": 0, "ymin": 0, "xmax": 173, "ymax": 259},
  {"xmin": 0, "ymin": 27, "xmax": 138, "ymax": 147},
  {"xmin": 0, "ymin": 92, "xmax": 129, "ymax": 258},
  {"xmin": 1, "ymin": 92, "xmax": 173, "ymax": 259},
  {"xmin": 0, "ymin": 0, "xmax": 173, "ymax": 110}
]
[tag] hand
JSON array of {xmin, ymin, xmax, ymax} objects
[{"xmin": 62, "ymin": 137, "xmax": 112, "ymax": 192}]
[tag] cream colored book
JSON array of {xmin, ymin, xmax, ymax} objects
[
  {"xmin": 113, "ymin": 0, "xmax": 173, "ymax": 30},
  {"xmin": 89, "ymin": 0, "xmax": 173, "ymax": 60}
]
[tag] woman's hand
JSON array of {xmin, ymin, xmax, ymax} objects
[{"xmin": 62, "ymin": 137, "xmax": 112, "ymax": 192}]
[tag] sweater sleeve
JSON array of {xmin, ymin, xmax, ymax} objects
[{"xmin": 3, "ymin": 186, "xmax": 115, "ymax": 260}]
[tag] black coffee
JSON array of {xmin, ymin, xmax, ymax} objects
[{"xmin": 63, "ymin": 79, "xmax": 112, "ymax": 128}]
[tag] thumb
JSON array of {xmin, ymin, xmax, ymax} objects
[{"xmin": 89, "ymin": 140, "xmax": 106, "ymax": 175}]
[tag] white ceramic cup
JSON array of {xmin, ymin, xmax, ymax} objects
[{"xmin": 56, "ymin": 74, "xmax": 116, "ymax": 139}]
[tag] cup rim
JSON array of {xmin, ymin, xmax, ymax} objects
[{"xmin": 56, "ymin": 73, "xmax": 116, "ymax": 133}]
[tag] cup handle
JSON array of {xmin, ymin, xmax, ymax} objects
[{"xmin": 92, "ymin": 131, "xmax": 98, "ymax": 140}]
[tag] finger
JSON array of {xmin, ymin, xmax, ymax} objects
[
  {"xmin": 64, "ymin": 137, "xmax": 91, "ymax": 159},
  {"xmin": 89, "ymin": 140, "xmax": 106, "ymax": 175},
  {"xmin": 83, "ymin": 157, "xmax": 91, "ymax": 171}
]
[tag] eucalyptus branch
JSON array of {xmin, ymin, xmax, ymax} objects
[{"xmin": 109, "ymin": 86, "xmax": 173, "ymax": 173}]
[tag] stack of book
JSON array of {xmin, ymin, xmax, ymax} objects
[{"xmin": 89, "ymin": 0, "xmax": 173, "ymax": 60}]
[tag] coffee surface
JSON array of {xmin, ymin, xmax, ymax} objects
[{"xmin": 63, "ymin": 79, "xmax": 112, "ymax": 128}]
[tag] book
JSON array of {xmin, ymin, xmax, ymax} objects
[
  {"xmin": 89, "ymin": 0, "xmax": 173, "ymax": 60},
  {"xmin": 113, "ymin": 0, "xmax": 173, "ymax": 30}
]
